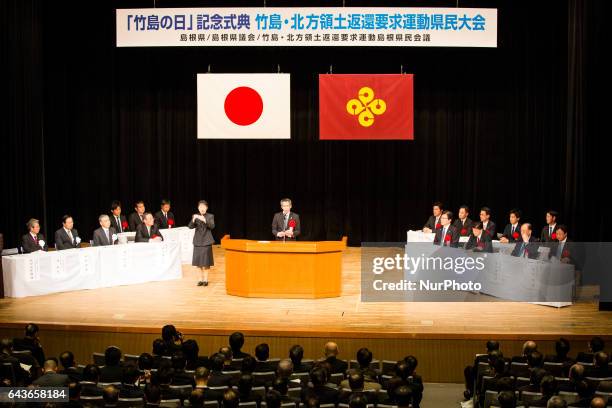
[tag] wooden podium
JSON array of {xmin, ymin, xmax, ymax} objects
[{"xmin": 221, "ymin": 235, "xmax": 347, "ymax": 299}]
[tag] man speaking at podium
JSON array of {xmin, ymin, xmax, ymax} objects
[{"xmin": 272, "ymin": 198, "xmax": 301, "ymax": 241}]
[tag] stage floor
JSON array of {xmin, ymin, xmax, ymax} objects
[{"xmin": 1, "ymin": 246, "xmax": 611, "ymax": 339}]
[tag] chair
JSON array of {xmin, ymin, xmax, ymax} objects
[
  {"xmin": 204, "ymin": 401, "xmax": 220, "ymax": 408},
  {"xmin": 520, "ymin": 391, "xmax": 543, "ymax": 404},
  {"xmin": 543, "ymin": 362, "xmax": 564, "ymax": 377},
  {"xmin": 118, "ymin": 397, "xmax": 145, "ymax": 407},
  {"xmin": 239, "ymin": 403, "xmax": 257, "ymax": 408},
  {"xmin": 319, "ymin": 404, "xmax": 336, "ymax": 408},
  {"xmin": 509, "ymin": 362, "xmax": 530, "ymax": 378},
  {"xmin": 330, "ymin": 372, "xmax": 344, "ymax": 385},
  {"xmin": 160, "ymin": 399, "xmax": 181, "ymax": 408},
  {"xmin": 287, "ymin": 387, "xmax": 301, "ymax": 399},
  {"xmin": 93, "ymin": 352, "xmax": 106, "ymax": 366},
  {"xmin": 169, "ymin": 384, "xmax": 193, "ymax": 400},
  {"xmin": 230, "ymin": 358, "xmax": 244, "ymax": 370},
  {"xmin": 290, "ymin": 372, "xmax": 310, "ymax": 383},
  {"xmin": 558, "ymin": 391, "xmax": 580, "ymax": 404},
  {"xmin": 514, "ymin": 377, "xmax": 530, "ymax": 388},
  {"xmin": 253, "ymin": 371, "xmax": 276, "ymax": 384},
  {"xmin": 280, "ymin": 403, "xmax": 297, "ymax": 408},
  {"xmin": 585, "ymin": 376, "xmax": 611, "ymax": 390},
  {"xmin": 483, "ymin": 390, "xmax": 499, "ymax": 408},
  {"xmin": 98, "ymin": 381, "xmax": 122, "ymax": 388},
  {"xmin": 349, "ymin": 359, "xmax": 380, "ymax": 371},
  {"xmin": 222, "ymin": 370, "xmax": 242, "ymax": 382},
  {"xmin": 208, "ymin": 386, "xmax": 230, "ymax": 391},
  {"xmin": 379, "ymin": 374, "xmax": 393, "ymax": 389},
  {"xmin": 381, "ymin": 360, "xmax": 397, "ymax": 375},
  {"xmin": 124, "ymin": 354, "xmax": 140, "ymax": 364},
  {"xmin": 80, "ymin": 395, "xmax": 104, "ymax": 403},
  {"xmin": 11, "ymin": 350, "xmax": 33, "ymax": 357},
  {"xmin": 251, "ymin": 386, "xmax": 266, "ymax": 399},
  {"xmin": 376, "ymin": 405, "xmax": 398, "ymax": 408}
]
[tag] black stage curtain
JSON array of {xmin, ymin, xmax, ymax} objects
[{"xmin": 1, "ymin": 0, "xmax": 606, "ymax": 248}]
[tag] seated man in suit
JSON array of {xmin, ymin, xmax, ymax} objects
[
  {"xmin": 540, "ymin": 210, "xmax": 559, "ymax": 242},
  {"xmin": 272, "ymin": 198, "xmax": 301, "ymax": 241},
  {"xmin": 13, "ymin": 322, "xmax": 45, "ymax": 367},
  {"xmin": 99, "ymin": 346, "xmax": 123, "ymax": 383},
  {"xmin": 479, "ymin": 207, "xmax": 496, "ymax": 238},
  {"xmin": 465, "ymin": 223, "xmax": 493, "ymax": 252},
  {"xmin": 54, "ymin": 215, "xmax": 81, "ymax": 250},
  {"xmin": 21, "ymin": 218, "xmax": 48, "ymax": 253},
  {"xmin": 549, "ymin": 225, "xmax": 576, "ymax": 264},
  {"xmin": 324, "ymin": 342, "xmax": 348, "ymax": 375},
  {"xmin": 135, "ymin": 213, "xmax": 164, "ymax": 243},
  {"xmin": 511, "ymin": 223, "xmax": 539, "ymax": 259},
  {"xmin": 290, "ymin": 345, "xmax": 312, "ymax": 373},
  {"xmin": 208, "ymin": 352, "xmax": 234, "ymax": 387},
  {"xmin": 229, "ymin": 332, "xmax": 251, "ymax": 359},
  {"xmin": 423, "ymin": 201, "xmax": 443, "ymax": 233},
  {"xmin": 499, "ymin": 209, "xmax": 522, "ymax": 243},
  {"xmin": 301, "ymin": 366, "xmax": 340, "ymax": 404},
  {"xmin": 128, "ymin": 200, "xmax": 146, "ymax": 231},
  {"xmin": 433, "ymin": 211, "xmax": 460, "ymax": 247},
  {"xmin": 154, "ymin": 199, "xmax": 176, "ymax": 229},
  {"xmin": 33, "ymin": 358, "xmax": 69, "ymax": 386},
  {"xmin": 92, "ymin": 214, "xmax": 117, "ymax": 246},
  {"xmin": 59, "ymin": 351, "xmax": 83, "ymax": 383},
  {"xmin": 109, "ymin": 200, "xmax": 129, "ymax": 233},
  {"xmin": 254, "ymin": 343, "xmax": 276, "ymax": 372},
  {"xmin": 576, "ymin": 336, "xmax": 605, "ymax": 364},
  {"xmin": 586, "ymin": 351, "xmax": 611, "ymax": 378},
  {"xmin": 452, "ymin": 205, "xmax": 473, "ymax": 237}
]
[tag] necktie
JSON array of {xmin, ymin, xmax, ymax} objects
[
  {"xmin": 107, "ymin": 230, "xmax": 111, "ymax": 244},
  {"xmin": 511, "ymin": 225, "xmax": 515, "ymax": 235},
  {"xmin": 549, "ymin": 226, "xmax": 553, "ymax": 237},
  {"xmin": 557, "ymin": 242, "xmax": 564, "ymax": 258},
  {"xmin": 477, "ymin": 236, "xmax": 480, "ymax": 245},
  {"xmin": 442, "ymin": 228, "xmax": 447, "ymax": 245},
  {"xmin": 521, "ymin": 243, "xmax": 526, "ymax": 257},
  {"xmin": 67, "ymin": 230, "xmax": 73, "ymax": 244},
  {"xmin": 117, "ymin": 217, "xmax": 122, "ymax": 232},
  {"xmin": 283, "ymin": 214, "xmax": 288, "ymax": 230}
]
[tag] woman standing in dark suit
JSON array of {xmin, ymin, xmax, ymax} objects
[{"xmin": 188, "ymin": 200, "xmax": 215, "ymax": 286}]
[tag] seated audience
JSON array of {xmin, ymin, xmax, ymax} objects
[
  {"xmin": 511, "ymin": 223, "xmax": 539, "ymax": 259},
  {"xmin": 324, "ymin": 342, "xmax": 348, "ymax": 374},
  {"xmin": 54, "ymin": 215, "xmax": 81, "ymax": 250},
  {"xmin": 453, "ymin": 205, "xmax": 473, "ymax": 236},
  {"xmin": 230, "ymin": 332, "xmax": 251, "ymax": 359},
  {"xmin": 99, "ymin": 346, "xmax": 123, "ymax": 383},
  {"xmin": 21, "ymin": 218, "xmax": 48, "ymax": 253},
  {"xmin": 500, "ymin": 208, "xmax": 522, "ymax": 243},
  {"xmin": 423, "ymin": 201, "xmax": 444, "ymax": 233},
  {"xmin": 33, "ymin": 358, "xmax": 69, "ymax": 386}
]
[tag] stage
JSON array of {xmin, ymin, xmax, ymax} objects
[{"xmin": 1, "ymin": 246, "xmax": 611, "ymax": 382}]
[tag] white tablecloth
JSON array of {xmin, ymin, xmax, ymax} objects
[
  {"xmin": 2, "ymin": 241, "xmax": 182, "ymax": 298},
  {"xmin": 118, "ymin": 226, "xmax": 195, "ymax": 264}
]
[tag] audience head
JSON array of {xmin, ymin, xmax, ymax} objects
[
  {"xmin": 522, "ymin": 340, "xmax": 538, "ymax": 356},
  {"xmin": 458, "ymin": 205, "xmax": 469, "ymax": 220},
  {"xmin": 440, "ymin": 210, "xmax": 453, "ymax": 226},
  {"xmin": 194, "ymin": 366, "xmax": 210, "ymax": 385},
  {"xmin": 229, "ymin": 332, "xmax": 245, "ymax": 353},
  {"xmin": 102, "ymin": 384, "xmax": 119, "ymax": 405},
  {"xmin": 277, "ymin": 358, "xmax": 294, "ymax": 379},
  {"xmin": 306, "ymin": 397, "xmax": 320, "ymax": 408},
  {"xmin": 546, "ymin": 396, "xmax": 567, "ymax": 408},
  {"xmin": 189, "ymin": 388, "xmax": 206, "ymax": 408},
  {"xmin": 432, "ymin": 201, "xmax": 443, "ymax": 216},
  {"xmin": 472, "ymin": 222, "xmax": 483, "ymax": 236},
  {"xmin": 272, "ymin": 377, "xmax": 288, "ymax": 395},
  {"xmin": 555, "ymin": 338, "xmax": 570, "ymax": 357},
  {"xmin": 59, "ymin": 351, "xmax": 75, "ymax": 369},
  {"xmin": 122, "ymin": 364, "xmax": 140, "ymax": 385},
  {"xmin": 486, "ymin": 340, "xmax": 500, "ymax": 352},
  {"xmin": 255, "ymin": 343, "xmax": 270, "ymax": 361},
  {"xmin": 394, "ymin": 385, "xmax": 413, "ymax": 408},
  {"xmin": 347, "ymin": 369, "xmax": 365, "ymax": 391},
  {"xmin": 223, "ymin": 389, "xmax": 239, "ymax": 408},
  {"xmin": 492, "ymin": 355, "xmax": 506, "ymax": 375},
  {"xmin": 99, "ymin": 214, "xmax": 111, "ymax": 228},
  {"xmin": 25, "ymin": 322, "xmax": 40, "ymax": 338},
  {"xmin": 104, "ymin": 346, "xmax": 122, "ymax": 367},
  {"xmin": 556, "ymin": 225, "xmax": 568, "ymax": 241},
  {"xmin": 241, "ymin": 355, "xmax": 256, "ymax": 373},
  {"xmin": 497, "ymin": 376, "xmax": 514, "ymax": 392},
  {"xmin": 404, "ymin": 355, "xmax": 418, "ymax": 374},
  {"xmin": 210, "ymin": 353, "xmax": 225, "ymax": 371},
  {"xmin": 143, "ymin": 212, "xmax": 154, "ymax": 227},
  {"xmin": 568, "ymin": 363, "xmax": 585, "ymax": 381},
  {"xmin": 181, "ymin": 339, "xmax": 199, "ymax": 362},
  {"xmin": 509, "ymin": 209, "xmax": 521, "ymax": 224},
  {"xmin": 324, "ymin": 342, "xmax": 339, "ymax": 358},
  {"xmin": 266, "ymin": 390, "xmax": 282, "ymax": 408},
  {"xmin": 161, "ymin": 199, "xmax": 171, "ymax": 212},
  {"xmin": 546, "ymin": 210, "xmax": 559, "ymax": 225},
  {"xmin": 590, "ymin": 397, "xmax": 606, "ymax": 408},
  {"xmin": 520, "ymin": 223, "xmax": 533, "ymax": 240},
  {"xmin": 528, "ymin": 351, "xmax": 544, "ymax": 368},
  {"xmin": 1, "ymin": 338, "xmax": 13, "ymax": 353},
  {"xmin": 138, "ymin": 353, "xmax": 154, "ymax": 371},
  {"xmin": 356, "ymin": 348, "xmax": 373, "ymax": 369},
  {"xmin": 395, "ymin": 361, "xmax": 410, "ymax": 380},
  {"xmin": 530, "ymin": 368, "xmax": 547, "ymax": 388},
  {"xmin": 289, "ymin": 344, "xmax": 304, "ymax": 365},
  {"xmin": 497, "ymin": 390, "xmax": 516, "ymax": 408},
  {"xmin": 42, "ymin": 358, "xmax": 58, "ymax": 373},
  {"xmin": 219, "ymin": 346, "xmax": 233, "ymax": 363},
  {"xmin": 310, "ymin": 366, "xmax": 328, "ymax": 387},
  {"xmin": 83, "ymin": 364, "xmax": 100, "ymax": 383},
  {"xmin": 144, "ymin": 384, "xmax": 161, "ymax": 405},
  {"xmin": 480, "ymin": 207, "xmax": 491, "ymax": 222},
  {"xmin": 161, "ymin": 324, "xmax": 180, "ymax": 343},
  {"xmin": 540, "ymin": 375, "xmax": 557, "ymax": 397},
  {"xmin": 594, "ymin": 351, "xmax": 609, "ymax": 368},
  {"xmin": 589, "ymin": 336, "xmax": 605, "ymax": 352},
  {"xmin": 348, "ymin": 393, "xmax": 368, "ymax": 408}
]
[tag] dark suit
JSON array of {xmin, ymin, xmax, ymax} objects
[
  {"xmin": 452, "ymin": 218, "xmax": 473, "ymax": 236},
  {"xmin": 13, "ymin": 337, "xmax": 45, "ymax": 367},
  {"xmin": 99, "ymin": 365, "xmax": 123, "ymax": 383},
  {"xmin": 21, "ymin": 233, "xmax": 47, "ymax": 253},
  {"xmin": 511, "ymin": 237, "xmax": 539, "ymax": 259},
  {"xmin": 424, "ymin": 215, "xmax": 442, "ymax": 231},
  {"xmin": 188, "ymin": 214, "xmax": 215, "ymax": 245},
  {"xmin": 465, "ymin": 232, "xmax": 493, "ymax": 253},
  {"xmin": 33, "ymin": 371, "xmax": 69, "ymax": 386},
  {"xmin": 272, "ymin": 212, "xmax": 301, "ymax": 240},
  {"xmin": 208, "ymin": 370, "xmax": 234, "ymax": 387},
  {"xmin": 325, "ymin": 356, "xmax": 348, "ymax": 375},
  {"xmin": 119, "ymin": 384, "xmax": 144, "ymax": 399},
  {"xmin": 128, "ymin": 212, "xmax": 145, "ymax": 232},
  {"xmin": 482, "ymin": 221, "xmax": 496, "ymax": 238},
  {"xmin": 540, "ymin": 224, "xmax": 559, "ymax": 242},
  {"xmin": 549, "ymin": 239, "xmax": 581, "ymax": 267},
  {"xmin": 135, "ymin": 224, "xmax": 164, "ymax": 243},
  {"xmin": 92, "ymin": 227, "xmax": 117, "ymax": 246},
  {"xmin": 59, "ymin": 366, "xmax": 83, "ymax": 383},
  {"xmin": 110, "ymin": 214, "xmax": 129, "ymax": 233},
  {"xmin": 501, "ymin": 223, "xmax": 522, "ymax": 242},
  {"xmin": 433, "ymin": 225, "xmax": 460, "ymax": 247},
  {"xmin": 54, "ymin": 228, "xmax": 80, "ymax": 250},
  {"xmin": 301, "ymin": 385, "xmax": 339, "ymax": 404},
  {"xmin": 154, "ymin": 211, "xmax": 176, "ymax": 229}
]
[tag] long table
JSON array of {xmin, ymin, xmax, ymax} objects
[
  {"xmin": 117, "ymin": 226, "xmax": 195, "ymax": 264},
  {"xmin": 2, "ymin": 241, "xmax": 182, "ymax": 298},
  {"xmin": 406, "ymin": 230, "xmax": 574, "ymax": 307}
]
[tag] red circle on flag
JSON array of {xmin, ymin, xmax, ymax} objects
[{"xmin": 224, "ymin": 87, "xmax": 263, "ymax": 126}]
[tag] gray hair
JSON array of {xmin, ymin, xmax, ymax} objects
[
  {"xmin": 280, "ymin": 198, "xmax": 292, "ymax": 205},
  {"xmin": 99, "ymin": 214, "xmax": 110, "ymax": 223},
  {"xmin": 26, "ymin": 218, "xmax": 39, "ymax": 229},
  {"xmin": 546, "ymin": 396, "xmax": 567, "ymax": 408}
]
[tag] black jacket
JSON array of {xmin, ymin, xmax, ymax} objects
[{"xmin": 188, "ymin": 214, "xmax": 215, "ymax": 246}]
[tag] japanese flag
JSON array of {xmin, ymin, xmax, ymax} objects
[{"xmin": 197, "ymin": 73, "xmax": 291, "ymax": 139}]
